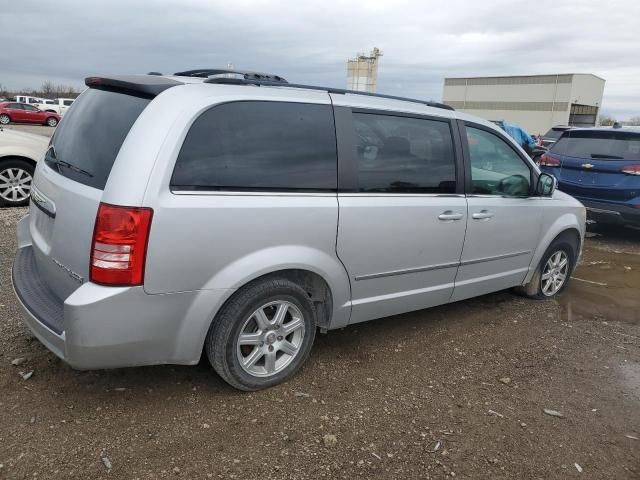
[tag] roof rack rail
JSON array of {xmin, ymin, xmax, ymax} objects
[
  {"xmin": 173, "ymin": 68, "xmax": 288, "ymax": 83},
  {"xmin": 202, "ymin": 77, "xmax": 454, "ymax": 111}
]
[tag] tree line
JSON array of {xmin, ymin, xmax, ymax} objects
[
  {"xmin": 0, "ymin": 81, "xmax": 80, "ymax": 100},
  {"xmin": 599, "ymin": 113, "xmax": 640, "ymax": 126}
]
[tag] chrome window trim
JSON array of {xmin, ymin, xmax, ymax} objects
[
  {"xmin": 172, "ymin": 190, "xmax": 467, "ymax": 198},
  {"xmin": 171, "ymin": 190, "xmax": 337, "ymax": 197},
  {"xmin": 340, "ymin": 193, "xmax": 465, "ymax": 198}
]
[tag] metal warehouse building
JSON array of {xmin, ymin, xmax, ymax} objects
[{"xmin": 442, "ymin": 73, "xmax": 605, "ymax": 135}]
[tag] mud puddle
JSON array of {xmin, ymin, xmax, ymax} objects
[{"xmin": 558, "ymin": 232, "xmax": 640, "ymax": 325}]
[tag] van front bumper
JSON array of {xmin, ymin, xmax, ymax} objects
[{"xmin": 12, "ymin": 245, "xmax": 232, "ymax": 369}]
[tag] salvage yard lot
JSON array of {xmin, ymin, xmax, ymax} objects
[{"xmin": 1, "ymin": 208, "xmax": 639, "ymax": 479}]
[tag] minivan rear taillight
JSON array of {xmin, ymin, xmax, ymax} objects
[
  {"xmin": 90, "ymin": 203, "xmax": 153, "ymax": 286},
  {"xmin": 621, "ymin": 165, "xmax": 640, "ymax": 176},
  {"xmin": 539, "ymin": 154, "xmax": 560, "ymax": 167}
]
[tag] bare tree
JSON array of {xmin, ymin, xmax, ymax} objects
[
  {"xmin": 599, "ymin": 114, "xmax": 617, "ymax": 126},
  {"xmin": 628, "ymin": 116, "xmax": 640, "ymax": 126},
  {"xmin": 41, "ymin": 80, "xmax": 55, "ymax": 98}
]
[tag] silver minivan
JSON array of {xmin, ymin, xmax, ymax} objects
[{"xmin": 12, "ymin": 70, "xmax": 586, "ymax": 390}]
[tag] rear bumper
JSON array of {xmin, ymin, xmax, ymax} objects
[
  {"xmin": 578, "ymin": 198, "xmax": 640, "ymax": 226},
  {"xmin": 12, "ymin": 246, "xmax": 233, "ymax": 369}
]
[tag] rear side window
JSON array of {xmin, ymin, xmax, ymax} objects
[
  {"xmin": 352, "ymin": 112, "xmax": 456, "ymax": 193},
  {"xmin": 551, "ymin": 130, "xmax": 640, "ymax": 161},
  {"xmin": 46, "ymin": 89, "xmax": 150, "ymax": 189},
  {"xmin": 171, "ymin": 101, "xmax": 337, "ymax": 191},
  {"xmin": 63, "ymin": 100, "xmax": 74, "ymax": 106}
]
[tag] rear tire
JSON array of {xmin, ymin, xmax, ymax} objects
[
  {"xmin": 519, "ymin": 237, "xmax": 576, "ymax": 299},
  {"xmin": 46, "ymin": 117, "xmax": 58, "ymax": 127},
  {"xmin": 0, "ymin": 114, "xmax": 10, "ymax": 125},
  {"xmin": 206, "ymin": 277, "xmax": 317, "ymax": 391},
  {"xmin": 0, "ymin": 159, "xmax": 34, "ymax": 207}
]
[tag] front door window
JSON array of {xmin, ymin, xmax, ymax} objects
[{"xmin": 467, "ymin": 126, "xmax": 532, "ymax": 197}]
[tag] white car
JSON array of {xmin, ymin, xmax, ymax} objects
[{"xmin": 0, "ymin": 127, "xmax": 48, "ymax": 206}]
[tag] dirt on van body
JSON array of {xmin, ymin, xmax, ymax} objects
[{"xmin": 1, "ymin": 207, "xmax": 639, "ymax": 479}]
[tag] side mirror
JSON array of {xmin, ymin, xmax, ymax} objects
[{"xmin": 536, "ymin": 172, "xmax": 557, "ymax": 197}]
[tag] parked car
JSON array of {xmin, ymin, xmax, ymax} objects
[
  {"xmin": 35, "ymin": 98, "xmax": 75, "ymax": 116},
  {"xmin": 541, "ymin": 125, "xmax": 572, "ymax": 148},
  {"xmin": 12, "ymin": 95, "xmax": 46, "ymax": 105},
  {"xmin": 539, "ymin": 126, "xmax": 640, "ymax": 226},
  {"xmin": 0, "ymin": 127, "xmax": 47, "ymax": 206},
  {"xmin": 0, "ymin": 102, "xmax": 61, "ymax": 127},
  {"xmin": 11, "ymin": 71, "xmax": 586, "ymax": 391}
]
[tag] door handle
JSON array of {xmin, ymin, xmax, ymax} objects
[
  {"xmin": 472, "ymin": 210, "xmax": 495, "ymax": 220},
  {"xmin": 438, "ymin": 211, "xmax": 464, "ymax": 221}
]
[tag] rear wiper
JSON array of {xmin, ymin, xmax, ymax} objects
[
  {"xmin": 46, "ymin": 146, "xmax": 94, "ymax": 178},
  {"xmin": 591, "ymin": 153, "xmax": 624, "ymax": 159},
  {"xmin": 56, "ymin": 159, "xmax": 94, "ymax": 178}
]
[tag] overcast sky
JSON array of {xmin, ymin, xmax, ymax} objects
[{"xmin": 1, "ymin": 0, "xmax": 639, "ymax": 119}]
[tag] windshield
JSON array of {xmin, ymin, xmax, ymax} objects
[
  {"xmin": 45, "ymin": 88, "xmax": 150, "ymax": 189},
  {"xmin": 551, "ymin": 130, "xmax": 640, "ymax": 160}
]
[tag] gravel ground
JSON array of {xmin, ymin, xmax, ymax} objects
[
  {"xmin": 3, "ymin": 125, "xmax": 55, "ymax": 138},
  {"xmin": 1, "ymin": 207, "xmax": 639, "ymax": 479}
]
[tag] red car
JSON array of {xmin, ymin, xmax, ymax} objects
[{"xmin": 0, "ymin": 101, "xmax": 61, "ymax": 127}]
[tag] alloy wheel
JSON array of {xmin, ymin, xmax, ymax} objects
[
  {"xmin": 541, "ymin": 250, "xmax": 569, "ymax": 296},
  {"xmin": 236, "ymin": 300, "xmax": 306, "ymax": 377},
  {"xmin": 0, "ymin": 167, "xmax": 32, "ymax": 204},
  {"xmin": 0, "ymin": 115, "xmax": 9, "ymax": 125}
]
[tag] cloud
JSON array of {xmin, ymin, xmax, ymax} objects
[{"xmin": 1, "ymin": 0, "xmax": 638, "ymax": 118}]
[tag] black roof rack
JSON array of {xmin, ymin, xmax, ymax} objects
[
  {"xmin": 203, "ymin": 77, "xmax": 454, "ymax": 111},
  {"xmin": 174, "ymin": 68, "xmax": 288, "ymax": 83}
]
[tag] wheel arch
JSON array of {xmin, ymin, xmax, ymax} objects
[
  {"xmin": 0, "ymin": 155, "xmax": 37, "ymax": 169},
  {"xmin": 218, "ymin": 268, "xmax": 335, "ymax": 329},
  {"xmin": 523, "ymin": 214, "xmax": 584, "ymax": 286}
]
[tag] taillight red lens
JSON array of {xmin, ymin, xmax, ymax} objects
[
  {"xmin": 621, "ymin": 165, "xmax": 640, "ymax": 176},
  {"xmin": 90, "ymin": 203, "xmax": 153, "ymax": 286},
  {"xmin": 539, "ymin": 154, "xmax": 560, "ymax": 167}
]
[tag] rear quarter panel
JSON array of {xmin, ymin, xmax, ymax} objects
[{"xmin": 128, "ymin": 85, "xmax": 352, "ymax": 329}]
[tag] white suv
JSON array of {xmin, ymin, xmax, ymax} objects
[{"xmin": 12, "ymin": 70, "xmax": 586, "ymax": 390}]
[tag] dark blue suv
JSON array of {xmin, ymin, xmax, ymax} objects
[{"xmin": 539, "ymin": 127, "xmax": 640, "ymax": 226}]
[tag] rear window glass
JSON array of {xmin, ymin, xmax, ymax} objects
[
  {"xmin": 46, "ymin": 89, "xmax": 150, "ymax": 189},
  {"xmin": 551, "ymin": 130, "xmax": 640, "ymax": 160},
  {"xmin": 544, "ymin": 128, "xmax": 566, "ymax": 140},
  {"xmin": 171, "ymin": 101, "xmax": 337, "ymax": 191}
]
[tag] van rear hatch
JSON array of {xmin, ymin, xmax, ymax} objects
[
  {"xmin": 550, "ymin": 129, "xmax": 640, "ymax": 202},
  {"xmin": 28, "ymin": 86, "xmax": 152, "ymax": 305}
]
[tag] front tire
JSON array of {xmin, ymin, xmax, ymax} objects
[
  {"xmin": 520, "ymin": 238, "xmax": 576, "ymax": 299},
  {"xmin": 206, "ymin": 277, "xmax": 317, "ymax": 391},
  {"xmin": 0, "ymin": 114, "xmax": 10, "ymax": 125},
  {"xmin": 0, "ymin": 159, "xmax": 34, "ymax": 207},
  {"xmin": 46, "ymin": 117, "xmax": 58, "ymax": 127}
]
